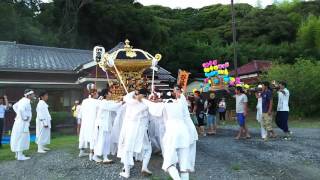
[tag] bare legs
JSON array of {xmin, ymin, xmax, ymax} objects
[{"xmin": 235, "ymin": 125, "xmax": 250, "ymax": 140}]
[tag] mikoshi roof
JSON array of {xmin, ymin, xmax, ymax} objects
[
  {"xmin": 106, "ymin": 40, "xmax": 152, "ymax": 61},
  {"xmin": 0, "ymin": 41, "xmax": 92, "ymax": 72}
]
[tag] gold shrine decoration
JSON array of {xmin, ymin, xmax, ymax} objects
[
  {"xmin": 124, "ymin": 39, "xmax": 137, "ymax": 58},
  {"xmin": 177, "ymin": 69, "xmax": 190, "ymax": 92},
  {"xmin": 96, "ymin": 39, "xmax": 162, "ymax": 100}
]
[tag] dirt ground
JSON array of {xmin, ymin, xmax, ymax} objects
[{"xmin": 0, "ymin": 127, "xmax": 319, "ymax": 180}]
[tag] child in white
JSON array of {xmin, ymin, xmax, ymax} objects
[{"xmin": 36, "ymin": 92, "xmax": 52, "ymax": 153}]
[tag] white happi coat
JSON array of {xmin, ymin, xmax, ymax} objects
[
  {"xmin": 36, "ymin": 100, "xmax": 52, "ymax": 145},
  {"xmin": 94, "ymin": 100, "xmax": 122, "ymax": 156},
  {"xmin": 10, "ymin": 97, "xmax": 32, "ymax": 152},
  {"xmin": 78, "ymin": 97, "xmax": 99, "ymax": 149},
  {"xmin": 146, "ymin": 94, "xmax": 198, "ymax": 172},
  {"xmin": 117, "ymin": 92, "xmax": 151, "ymax": 166}
]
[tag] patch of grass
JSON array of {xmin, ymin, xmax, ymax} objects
[
  {"xmin": 151, "ymin": 176, "xmax": 172, "ymax": 180},
  {"xmin": 0, "ymin": 134, "xmax": 77, "ymax": 162},
  {"xmin": 287, "ymin": 119, "xmax": 320, "ymax": 128},
  {"xmin": 302, "ymin": 160, "xmax": 313, "ymax": 166},
  {"xmin": 231, "ymin": 163, "xmax": 241, "ymax": 171}
]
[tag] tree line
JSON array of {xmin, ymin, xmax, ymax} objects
[{"xmin": 0, "ymin": 0, "xmax": 320, "ymax": 75}]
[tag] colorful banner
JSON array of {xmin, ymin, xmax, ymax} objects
[
  {"xmin": 177, "ymin": 69, "xmax": 190, "ymax": 92},
  {"xmin": 196, "ymin": 59, "xmax": 250, "ymax": 92}
]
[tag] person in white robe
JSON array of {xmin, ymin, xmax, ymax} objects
[
  {"xmin": 110, "ymin": 104, "xmax": 126, "ymax": 155},
  {"xmin": 255, "ymin": 87, "xmax": 267, "ymax": 140},
  {"xmin": 78, "ymin": 83, "xmax": 99, "ymax": 161},
  {"xmin": 148, "ymin": 93, "xmax": 165, "ymax": 153},
  {"xmin": 148, "ymin": 115, "xmax": 165, "ymax": 153},
  {"xmin": 10, "ymin": 89, "xmax": 34, "ymax": 161},
  {"xmin": 145, "ymin": 85, "xmax": 198, "ymax": 180},
  {"xmin": 36, "ymin": 91, "xmax": 52, "ymax": 153},
  {"xmin": 117, "ymin": 89, "xmax": 152, "ymax": 178},
  {"xmin": 93, "ymin": 88, "xmax": 122, "ymax": 163}
]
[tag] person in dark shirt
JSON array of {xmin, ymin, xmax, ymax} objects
[
  {"xmin": 193, "ymin": 91, "xmax": 206, "ymax": 136},
  {"xmin": 206, "ymin": 93, "xmax": 218, "ymax": 135},
  {"xmin": 261, "ymin": 81, "xmax": 276, "ymax": 139}
]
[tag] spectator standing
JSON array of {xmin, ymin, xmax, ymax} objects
[
  {"xmin": 193, "ymin": 91, "xmax": 206, "ymax": 136},
  {"xmin": 72, "ymin": 100, "xmax": 81, "ymax": 135},
  {"xmin": 0, "ymin": 95, "xmax": 9, "ymax": 148},
  {"xmin": 235, "ymin": 87, "xmax": 250, "ymax": 140},
  {"xmin": 218, "ymin": 98, "xmax": 227, "ymax": 124},
  {"xmin": 255, "ymin": 85, "xmax": 267, "ymax": 140},
  {"xmin": 275, "ymin": 81, "xmax": 291, "ymax": 139},
  {"xmin": 261, "ymin": 81, "xmax": 276, "ymax": 139},
  {"xmin": 207, "ymin": 93, "xmax": 218, "ymax": 135}
]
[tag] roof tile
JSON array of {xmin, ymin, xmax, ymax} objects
[
  {"xmin": 230, "ymin": 60, "xmax": 272, "ymax": 76},
  {"xmin": 0, "ymin": 41, "xmax": 92, "ymax": 72}
]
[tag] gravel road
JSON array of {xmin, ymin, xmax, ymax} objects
[{"xmin": 0, "ymin": 127, "xmax": 319, "ymax": 180}]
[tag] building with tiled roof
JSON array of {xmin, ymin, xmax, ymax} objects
[
  {"xmin": 230, "ymin": 60, "xmax": 272, "ymax": 84},
  {"xmin": 0, "ymin": 41, "xmax": 175, "ymax": 131}
]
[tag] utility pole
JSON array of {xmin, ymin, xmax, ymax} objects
[{"xmin": 231, "ymin": 0, "xmax": 238, "ymax": 77}]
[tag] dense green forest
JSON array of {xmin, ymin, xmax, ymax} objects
[{"xmin": 1, "ymin": 0, "xmax": 320, "ymax": 75}]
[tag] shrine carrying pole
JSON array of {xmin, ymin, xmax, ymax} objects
[{"xmin": 113, "ymin": 64, "xmax": 128, "ymax": 94}]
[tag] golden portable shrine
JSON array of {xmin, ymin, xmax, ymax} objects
[{"xmin": 96, "ymin": 39, "xmax": 162, "ymax": 100}]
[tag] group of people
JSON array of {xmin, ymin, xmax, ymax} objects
[
  {"xmin": 254, "ymin": 81, "xmax": 291, "ymax": 140},
  {"xmin": 74, "ymin": 84, "xmax": 197, "ymax": 180},
  {"xmin": 234, "ymin": 81, "xmax": 291, "ymax": 140},
  {"xmin": 188, "ymin": 81, "xmax": 290, "ymax": 141},
  {"xmin": 3, "ymin": 79, "xmax": 290, "ymax": 179},
  {"xmin": 9, "ymin": 90, "xmax": 52, "ymax": 160},
  {"xmin": 190, "ymin": 92, "xmax": 227, "ymax": 136}
]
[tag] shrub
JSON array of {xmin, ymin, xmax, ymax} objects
[
  {"xmin": 264, "ymin": 59, "xmax": 320, "ymax": 117},
  {"xmin": 30, "ymin": 111, "xmax": 73, "ymax": 130}
]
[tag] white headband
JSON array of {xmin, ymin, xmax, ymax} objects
[{"xmin": 24, "ymin": 91, "xmax": 34, "ymax": 97}]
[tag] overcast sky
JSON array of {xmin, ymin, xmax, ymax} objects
[{"xmin": 41, "ymin": 0, "xmax": 295, "ymax": 9}]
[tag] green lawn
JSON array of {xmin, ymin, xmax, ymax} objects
[{"xmin": 0, "ymin": 134, "xmax": 77, "ymax": 162}]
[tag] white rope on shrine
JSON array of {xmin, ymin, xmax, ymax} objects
[
  {"xmin": 105, "ymin": 70, "xmax": 110, "ymax": 85},
  {"xmin": 106, "ymin": 52, "xmax": 128, "ymax": 94}
]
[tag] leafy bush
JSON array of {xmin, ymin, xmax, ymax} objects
[
  {"xmin": 30, "ymin": 111, "xmax": 73, "ymax": 130},
  {"xmin": 264, "ymin": 59, "xmax": 320, "ymax": 117},
  {"xmin": 297, "ymin": 15, "xmax": 320, "ymax": 53},
  {"xmin": 50, "ymin": 111, "xmax": 74, "ymax": 127}
]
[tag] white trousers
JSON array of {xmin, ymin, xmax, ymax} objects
[
  {"xmin": 259, "ymin": 121, "xmax": 267, "ymax": 139},
  {"xmin": 79, "ymin": 140, "xmax": 95, "ymax": 150},
  {"xmin": 36, "ymin": 126, "xmax": 51, "ymax": 146},
  {"xmin": 94, "ymin": 131, "xmax": 111, "ymax": 156},
  {"xmin": 121, "ymin": 142, "xmax": 152, "ymax": 167},
  {"xmin": 163, "ymin": 142, "xmax": 196, "ymax": 172}
]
